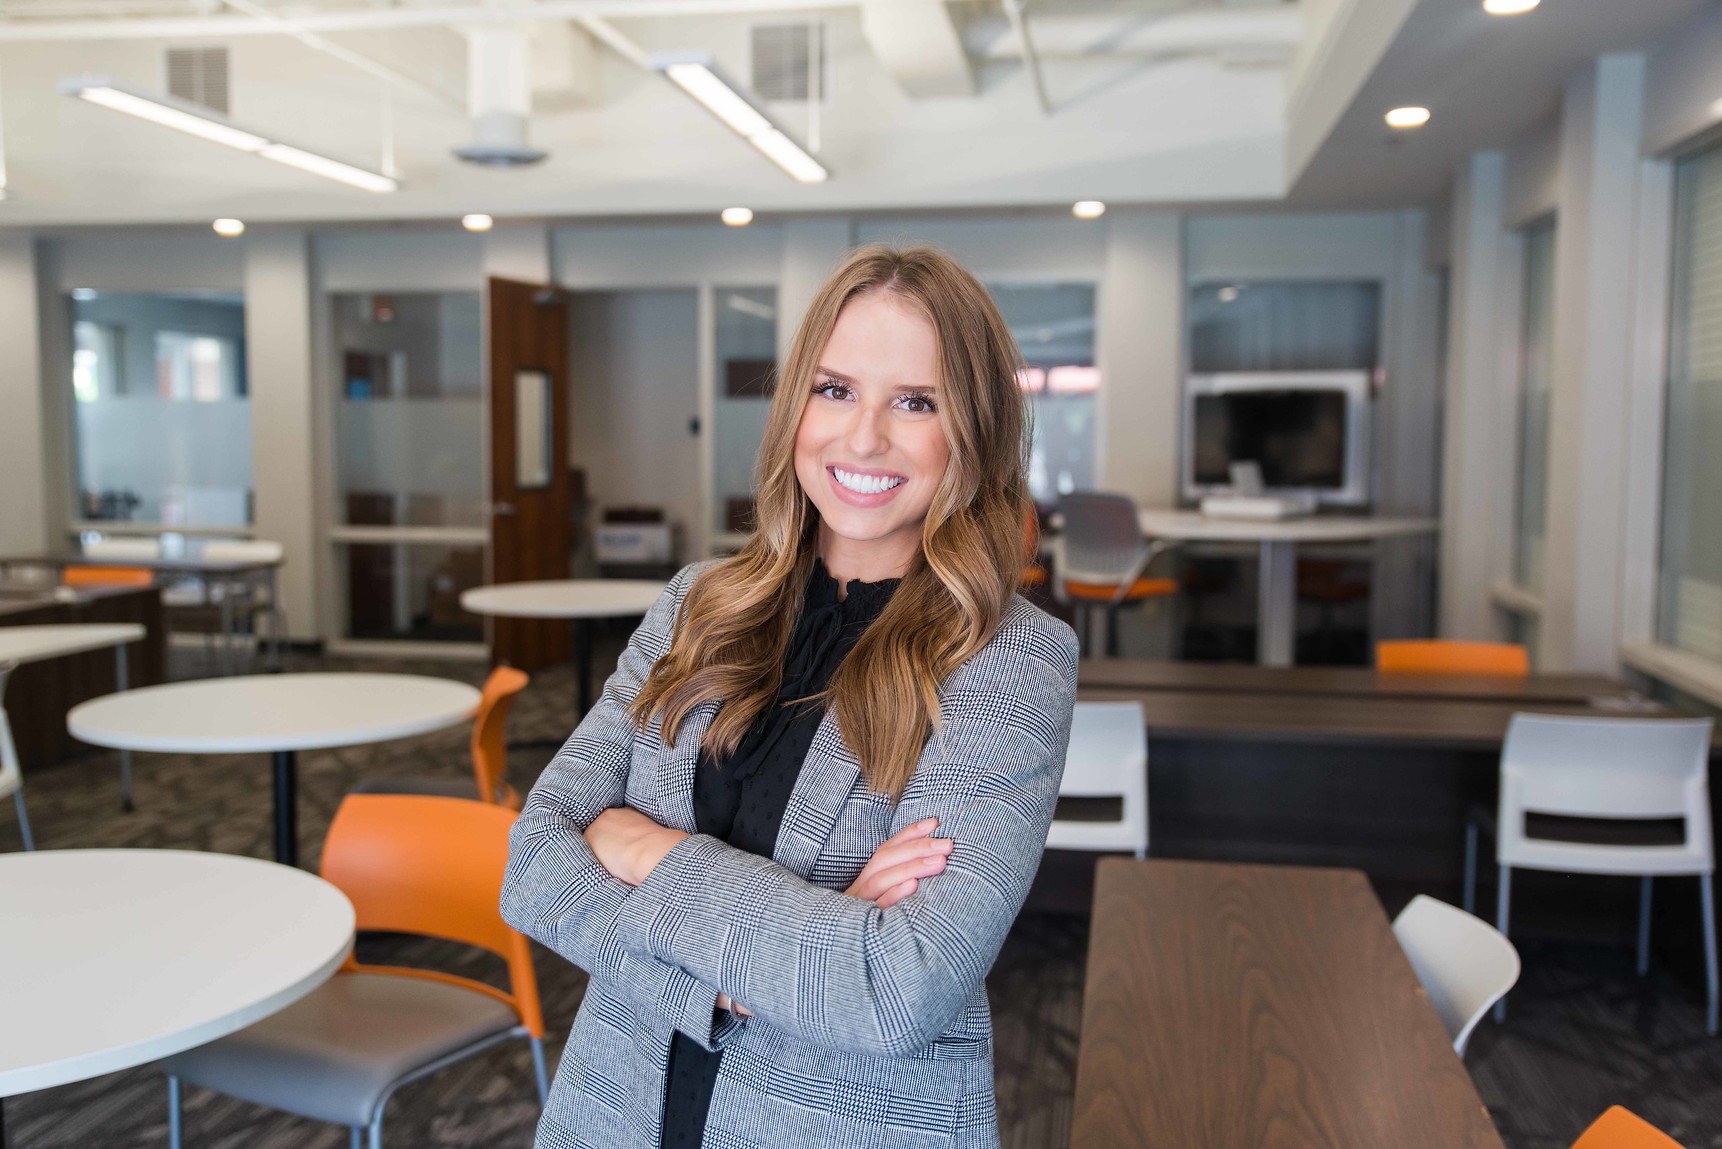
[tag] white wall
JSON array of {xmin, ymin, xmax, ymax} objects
[
  {"xmin": 1503, "ymin": 118, "xmax": 1561, "ymax": 228},
  {"xmin": 0, "ymin": 236, "xmax": 49, "ymax": 552}
]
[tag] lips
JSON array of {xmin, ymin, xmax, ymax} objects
[{"xmin": 826, "ymin": 465, "xmax": 906, "ymax": 507}]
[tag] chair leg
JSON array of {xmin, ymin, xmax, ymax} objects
[
  {"xmin": 1105, "ymin": 606, "xmax": 1120, "ymax": 658},
  {"xmin": 1494, "ymin": 864, "xmax": 1512, "ymax": 1023},
  {"xmin": 1638, "ymin": 876, "xmax": 1654, "ymax": 977},
  {"xmin": 167, "ymin": 1075, "xmax": 182, "ymax": 1149},
  {"xmin": 12, "ymin": 789, "xmax": 33, "ymax": 852},
  {"xmin": 530, "ymin": 1037, "xmax": 550, "ymax": 1107},
  {"xmin": 1462, "ymin": 820, "xmax": 1478, "ymax": 916},
  {"xmin": 351, "ymin": 1128, "xmax": 363, "ymax": 1149},
  {"xmin": 1702, "ymin": 872, "xmax": 1719, "ymax": 1037},
  {"xmin": 368, "ymin": 1110, "xmax": 384, "ymax": 1149}
]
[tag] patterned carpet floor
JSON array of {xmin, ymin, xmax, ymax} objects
[{"xmin": 4, "ymin": 641, "xmax": 1721, "ymax": 1148}]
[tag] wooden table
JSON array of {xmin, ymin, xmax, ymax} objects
[
  {"xmin": 1070, "ymin": 858, "xmax": 1505, "ymax": 1149},
  {"xmin": 1079, "ymin": 658, "xmax": 1633, "ymax": 704}
]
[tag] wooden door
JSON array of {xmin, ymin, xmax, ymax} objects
[{"xmin": 488, "ymin": 276, "xmax": 572, "ymax": 670}]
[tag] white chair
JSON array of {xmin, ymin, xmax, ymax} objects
[
  {"xmin": 83, "ymin": 536, "xmax": 164, "ymax": 562},
  {"xmin": 1046, "ymin": 701, "xmax": 1148, "ymax": 858},
  {"xmin": 1053, "ymin": 493, "xmax": 1178, "ymax": 657},
  {"xmin": 1481, "ymin": 713, "xmax": 1717, "ymax": 1034},
  {"xmin": 201, "ymin": 539, "xmax": 287, "ymax": 670},
  {"xmin": 0, "ymin": 661, "xmax": 35, "ymax": 850},
  {"xmin": 1392, "ymin": 894, "xmax": 1520, "ymax": 1056}
]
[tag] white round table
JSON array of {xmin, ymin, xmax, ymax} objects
[
  {"xmin": 0, "ymin": 624, "xmax": 146, "ymax": 813},
  {"xmin": 1134, "ymin": 511, "xmax": 1437, "ymax": 667},
  {"xmin": 67, "ymin": 674, "xmax": 480, "ymax": 867},
  {"xmin": 0, "ymin": 849, "xmax": 353, "ymax": 1102},
  {"xmin": 461, "ymin": 580, "xmax": 666, "ymax": 716}
]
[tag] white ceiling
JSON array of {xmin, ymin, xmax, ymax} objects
[{"xmin": 1288, "ymin": 0, "xmax": 1709, "ymax": 207}]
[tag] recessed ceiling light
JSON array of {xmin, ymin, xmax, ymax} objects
[
  {"xmin": 721, "ymin": 207, "xmax": 754, "ymax": 227},
  {"xmin": 1483, "ymin": 0, "xmax": 1539, "ymax": 14},
  {"xmin": 1072, "ymin": 200, "xmax": 1106, "ymax": 220},
  {"xmin": 462, "ymin": 213, "xmax": 494, "ymax": 232},
  {"xmin": 1385, "ymin": 106, "xmax": 1431, "ymax": 129},
  {"xmin": 212, "ymin": 218, "xmax": 244, "ymax": 237},
  {"xmin": 1217, "ymin": 285, "xmax": 1240, "ymax": 303}
]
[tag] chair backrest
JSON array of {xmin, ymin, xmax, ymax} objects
[
  {"xmin": 1048, "ymin": 701, "xmax": 1149, "ymax": 856},
  {"xmin": 321, "ymin": 794, "xmax": 544, "ymax": 1036},
  {"xmin": 1057, "ymin": 492, "xmax": 1147, "ymax": 583},
  {"xmin": 201, "ymin": 539, "xmax": 285, "ymax": 565},
  {"xmin": 1570, "ymin": 1106, "xmax": 1687, "ymax": 1149},
  {"xmin": 0, "ymin": 662, "xmax": 18, "ymax": 802},
  {"xmin": 1391, "ymin": 894, "xmax": 1520, "ymax": 1056},
  {"xmin": 471, "ymin": 666, "xmax": 530, "ymax": 807},
  {"xmin": 1499, "ymin": 713, "xmax": 1714, "ymax": 825},
  {"xmin": 83, "ymin": 536, "xmax": 163, "ymax": 562},
  {"xmin": 61, "ymin": 566, "xmax": 154, "ymax": 588},
  {"xmin": 1377, "ymin": 640, "xmax": 1529, "ymax": 676}
]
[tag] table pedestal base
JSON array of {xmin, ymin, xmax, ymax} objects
[
  {"xmin": 273, "ymin": 749, "xmax": 297, "ymax": 867},
  {"xmin": 1256, "ymin": 540, "xmax": 1297, "ymax": 668}
]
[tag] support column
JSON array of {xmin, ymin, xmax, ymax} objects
[
  {"xmin": 0, "ymin": 235, "xmax": 50, "ymax": 554},
  {"xmin": 1097, "ymin": 210, "xmax": 1182, "ymax": 507}
]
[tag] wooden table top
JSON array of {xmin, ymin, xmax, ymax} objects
[
  {"xmin": 1078, "ymin": 658, "xmax": 1633, "ymax": 704},
  {"xmin": 1070, "ymin": 859, "xmax": 1506, "ymax": 1149}
]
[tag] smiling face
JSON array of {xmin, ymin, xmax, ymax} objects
[{"xmin": 793, "ymin": 290, "xmax": 952, "ymax": 584}]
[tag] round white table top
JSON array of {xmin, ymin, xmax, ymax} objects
[
  {"xmin": 67, "ymin": 672, "xmax": 480, "ymax": 755},
  {"xmin": 0, "ymin": 849, "xmax": 354, "ymax": 1096},
  {"xmin": 0, "ymin": 624, "xmax": 144, "ymax": 667},
  {"xmin": 461, "ymin": 579, "xmax": 667, "ymax": 620},
  {"xmin": 1134, "ymin": 510, "xmax": 1438, "ymax": 544}
]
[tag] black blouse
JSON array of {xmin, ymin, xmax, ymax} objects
[{"xmin": 658, "ymin": 559, "xmax": 899, "ymax": 1148}]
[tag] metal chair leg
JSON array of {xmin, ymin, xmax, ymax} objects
[
  {"xmin": 1462, "ymin": 820, "xmax": 1479, "ymax": 915},
  {"xmin": 12, "ymin": 789, "xmax": 33, "ymax": 852},
  {"xmin": 1493, "ymin": 864, "xmax": 1512, "ymax": 1023},
  {"xmin": 167, "ymin": 1075, "xmax": 182, "ymax": 1149},
  {"xmin": 1702, "ymin": 872, "xmax": 1718, "ymax": 1036},
  {"xmin": 351, "ymin": 1128, "xmax": 362, "ymax": 1149},
  {"xmin": 530, "ymin": 1036, "xmax": 550, "ymax": 1107},
  {"xmin": 1638, "ymin": 876, "xmax": 1654, "ymax": 976},
  {"xmin": 368, "ymin": 1110, "xmax": 384, "ymax": 1149}
]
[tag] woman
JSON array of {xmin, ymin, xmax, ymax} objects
[{"xmin": 501, "ymin": 244, "xmax": 1080, "ymax": 1149}]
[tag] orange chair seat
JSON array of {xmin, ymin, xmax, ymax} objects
[
  {"xmin": 1019, "ymin": 564, "xmax": 1048, "ymax": 589},
  {"xmin": 62, "ymin": 565, "xmax": 154, "ymax": 588},
  {"xmin": 1064, "ymin": 577, "xmax": 1178, "ymax": 603},
  {"xmin": 1570, "ymin": 1106, "xmax": 1686, "ymax": 1149},
  {"xmin": 1377, "ymin": 639, "xmax": 1530, "ymax": 676}
]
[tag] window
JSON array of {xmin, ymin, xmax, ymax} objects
[
  {"xmin": 712, "ymin": 286, "xmax": 777, "ymax": 536},
  {"xmin": 1188, "ymin": 281, "xmax": 1380, "ymax": 374},
  {"xmin": 1514, "ymin": 219, "xmax": 1556, "ymax": 593},
  {"xmin": 990, "ymin": 283, "xmax": 1098, "ymax": 504},
  {"xmin": 68, "ymin": 292, "xmax": 251, "ymax": 527},
  {"xmin": 1657, "ymin": 144, "xmax": 1722, "ymax": 666}
]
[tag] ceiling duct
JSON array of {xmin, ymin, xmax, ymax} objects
[{"xmin": 454, "ymin": 26, "xmax": 546, "ymax": 167}]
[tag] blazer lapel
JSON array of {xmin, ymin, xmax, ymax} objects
[
  {"xmin": 773, "ymin": 708, "xmax": 862, "ymax": 880},
  {"xmin": 655, "ymin": 699, "xmax": 717, "ymax": 834}
]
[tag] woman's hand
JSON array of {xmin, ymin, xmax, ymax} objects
[
  {"xmin": 844, "ymin": 817, "xmax": 953, "ymax": 909},
  {"xmin": 583, "ymin": 807, "xmax": 689, "ymax": 887}
]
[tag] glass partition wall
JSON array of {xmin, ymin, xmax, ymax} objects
[
  {"xmin": 328, "ymin": 292, "xmax": 486, "ymax": 647},
  {"xmin": 711, "ymin": 286, "xmax": 778, "ymax": 545},
  {"xmin": 991, "ymin": 283, "xmax": 1100, "ymax": 505}
]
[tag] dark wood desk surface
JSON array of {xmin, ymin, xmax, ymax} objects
[
  {"xmin": 1070, "ymin": 859, "xmax": 1506, "ymax": 1149},
  {"xmin": 1079, "ymin": 658, "xmax": 1631, "ymax": 704},
  {"xmin": 0, "ymin": 553, "xmax": 276, "ymax": 575}
]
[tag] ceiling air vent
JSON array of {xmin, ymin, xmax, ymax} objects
[
  {"xmin": 165, "ymin": 46, "xmax": 230, "ymax": 115},
  {"xmin": 751, "ymin": 23, "xmax": 825, "ymax": 102}
]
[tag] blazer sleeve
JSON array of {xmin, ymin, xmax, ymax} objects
[
  {"xmin": 500, "ymin": 561, "xmax": 742, "ymax": 1052},
  {"xmin": 613, "ymin": 611, "xmax": 1079, "ymax": 1059}
]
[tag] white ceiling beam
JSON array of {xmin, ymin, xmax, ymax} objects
[
  {"xmin": 859, "ymin": 0, "xmax": 974, "ymax": 98},
  {"xmin": 216, "ymin": 0, "xmax": 462, "ymax": 111},
  {"xmin": 0, "ymin": 0, "xmax": 855, "ymax": 41},
  {"xmin": 966, "ymin": 8, "xmax": 1302, "ymax": 61}
]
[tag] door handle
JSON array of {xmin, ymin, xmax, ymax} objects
[{"xmin": 492, "ymin": 502, "xmax": 517, "ymax": 516}]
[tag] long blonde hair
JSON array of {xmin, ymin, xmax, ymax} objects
[{"xmin": 629, "ymin": 244, "xmax": 1030, "ymax": 799}]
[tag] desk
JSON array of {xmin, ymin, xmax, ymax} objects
[
  {"xmin": 461, "ymin": 580, "xmax": 665, "ymax": 716},
  {"xmin": 1070, "ymin": 858, "xmax": 1505, "ymax": 1149},
  {"xmin": 0, "ymin": 625, "xmax": 145, "ymax": 815},
  {"xmin": 1079, "ymin": 657, "xmax": 1631, "ymax": 704},
  {"xmin": 0, "ymin": 849, "xmax": 352, "ymax": 1143},
  {"xmin": 1132, "ymin": 511, "xmax": 1437, "ymax": 667},
  {"xmin": 68, "ymin": 674, "xmax": 479, "ymax": 866}
]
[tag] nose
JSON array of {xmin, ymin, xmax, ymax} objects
[{"xmin": 846, "ymin": 401, "xmax": 888, "ymax": 457}]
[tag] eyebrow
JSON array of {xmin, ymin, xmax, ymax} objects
[{"xmin": 814, "ymin": 367, "xmax": 938, "ymax": 392}]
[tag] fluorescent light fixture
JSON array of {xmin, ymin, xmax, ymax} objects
[
  {"xmin": 1482, "ymin": 0, "xmax": 1539, "ymax": 13},
  {"xmin": 651, "ymin": 54, "xmax": 828, "ymax": 184},
  {"xmin": 61, "ymin": 77, "xmax": 398, "ymax": 193},
  {"xmin": 212, "ymin": 218, "xmax": 245, "ymax": 237},
  {"xmin": 462, "ymin": 213, "xmax": 495, "ymax": 232},
  {"xmin": 1072, "ymin": 200, "xmax": 1106, "ymax": 220},
  {"xmin": 1385, "ymin": 106, "xmax": 1431, "ymax": 129},
  {"xmin": 721, "ymin": 207, "xmax": 754, "ymax": 227}
]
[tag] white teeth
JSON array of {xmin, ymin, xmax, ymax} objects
[{"xmin": 833, "ymin": 467, "xmax": 905, "ymax": 495}]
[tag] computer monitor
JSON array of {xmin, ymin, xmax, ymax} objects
[{"xmin": 1182, "ymin": 371, "xmax": 1371, "ymax": 506}]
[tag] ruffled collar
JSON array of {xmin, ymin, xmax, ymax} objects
[{"xmin": 805, "ymin": 557, "xmax": 901, "ymax": 622}]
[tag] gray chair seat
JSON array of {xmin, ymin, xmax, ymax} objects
[
  {"xmin": 349, "ymin": 776, "xmax": 479, "ymax": 801},
  {"xmin": 160, "ymin": 972, "xmax": 519, "ymax": 1128}
]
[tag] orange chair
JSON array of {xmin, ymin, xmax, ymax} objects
[
  {"xmin": 352, "ymin": 666, "xmax": 530, "ymax": 808},
  {"xmin": 1571, "ymin": 1106, "xmax": 1687, "ymax": 1149},
  {"xmin": 161, "ymin": 795, "xmax": 547, "ymax": 1148},
  {"xmin": 61, "ymin": 565, "xmax": 154, "ymax": 588},
  {"xmin": 1377, "ymin": 639, "xmax": 1530, "ymax": 676},
  {"xmin": 1054, "ymin": 492, "xmax": 1178, "ymax": 657},
  {"xmin": 1020, "ymin": 503, "xmax": 1048, "ymax": 589}
]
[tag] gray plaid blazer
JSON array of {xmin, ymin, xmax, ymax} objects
[{"xmin": 501, "ymin": 560, "xmax": 1079, "ymax": 1149}]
